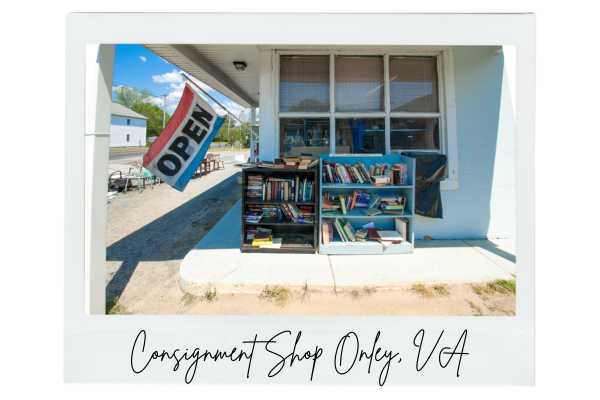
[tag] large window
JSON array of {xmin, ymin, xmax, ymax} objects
[
  {"xmin": 279, "ymin": 118, "xmax": 330, "ymax": 157},
  {"xmin": 390, "ymin": 118, "xmax": 439, "ymax": 150},
  {"xmin": 279, "ymin": 55, "xmax": 329, "ymax": 112},
  {"xmin": 389, "ymin": 56, "xmax": 438, "ymax": 112},
  {"xmin": 335, "ymin": 56, "xmax": 384, "ymax": 112},
  {"xmin": 336, "ymin": 118, "xmax": 385, "ymax": 154},
  {"xmin": 278, "ymin": 53, "xmax": 443, "ymax": 156}
]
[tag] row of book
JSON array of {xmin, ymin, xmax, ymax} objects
[
  {"xmin": 322, "ymin": 192, "xmax": 407, "ymax": 216},
  {"xmin": 256, "ymin": 156, "xmax": 319, "ymax": 170},
  {"xmin": 322, "ymin": 161, "xmax": 409, "ymax": 185},
  {"xmin": 322, "ymin": 218, "xmax": 409, "ymax": 244},
  {"xmin": 244, "ymin": 204, "xmax": 315, "ymax": 224},
  {"xmin": 246, "ymin": 175, "xmax": 315, "ymax": 202}
]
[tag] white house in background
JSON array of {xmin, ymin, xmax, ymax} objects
[{"xmin": 109, "ymin": 102, "xmax": 147, "ymax": 147}]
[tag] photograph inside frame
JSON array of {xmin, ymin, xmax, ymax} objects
[{"xmin": 100, "ymin": 43, "xmax": 516, "ymax": 316}]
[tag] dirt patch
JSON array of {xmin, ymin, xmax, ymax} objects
[{"xmin": 112, "ymin": 282, "xmax": 515, "ymax": 316}]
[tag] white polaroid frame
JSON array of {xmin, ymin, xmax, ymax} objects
[{"xmin": 65, "ymin": 13, "xmax": 535, "ymax": 384}]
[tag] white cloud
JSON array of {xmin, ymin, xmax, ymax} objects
[
  {"xmin": 152, "ymin": 69, "xmax": 183, "ymax": 84},
  {"xmin": 150, "ymin": 72, "xmax": 249, "ymax": 121},
  {"xmin": 143, "ymin": 96, "xmax": 163, "ymax": 107},
  {"xmin": 139, "ymin": 56, "xmax": 147, "ymax": 63}
]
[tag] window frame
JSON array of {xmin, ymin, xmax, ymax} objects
[{"xmin": 274, "ymin": 49, "xmax": 458, "ymax": 188}]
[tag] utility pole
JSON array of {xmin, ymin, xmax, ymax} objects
[
  {"xmin": 161, "ymin": 94, "xmax": 167, "ymax": 129},
  {"xmin": 227, "ymin": 115, "xmax": 231, "ymax": 148}
]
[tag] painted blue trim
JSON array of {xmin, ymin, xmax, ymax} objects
[{"xmin": 173, "ymin": 116, "xmax": 225, "ymax": 191}]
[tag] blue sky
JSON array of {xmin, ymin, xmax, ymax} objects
[{"xmin": 112, "ymin": 44, "xmax": 247, "ymax": 120}]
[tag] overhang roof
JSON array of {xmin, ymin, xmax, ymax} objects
[
  {"xmin": 144, "ymin": 44, "xmax": 260, "ymax": 108},
  {"xmin": 110, "ymin": 102, "xmax": 148, "ymax": 120}
]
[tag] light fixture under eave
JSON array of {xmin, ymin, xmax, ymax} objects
[{"xmin": 233, "ymin": 61, "xmax": 247, "ymax": 71}]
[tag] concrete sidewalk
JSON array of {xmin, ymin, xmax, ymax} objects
[{"xmin": 179, "ymin": 201, "xmax": 516, "ymax": 295}]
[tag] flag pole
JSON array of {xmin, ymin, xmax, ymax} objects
[{"xmin": 180, "ymin": 72, "xmax": 245, "ymax": 125}]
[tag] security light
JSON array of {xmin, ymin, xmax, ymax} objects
[{"xmin": 233, "ymin": 61, "xmax": 247, "ymax": 71}]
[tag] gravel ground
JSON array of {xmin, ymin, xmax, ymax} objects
[{"xmin": 105, "ymin": 164, "xmax": 243, "ymax": 313}]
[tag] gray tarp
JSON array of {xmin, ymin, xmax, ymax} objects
[{"xmin": 403, "ymin": 152, "xmax": 448, "ymax": 219}]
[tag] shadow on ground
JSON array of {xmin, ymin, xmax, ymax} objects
[{"xmin": 106, "ymin": 172, "xmax": 241, "ymax": 309}]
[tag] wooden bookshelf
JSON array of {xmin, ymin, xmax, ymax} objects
[
  {"xmin": 240, "ymin": 166, "xmax": 318, "ymax": 253},
  {"xmin": 318, "ymin": 154, "xmax": 416, "ymax": 255}
]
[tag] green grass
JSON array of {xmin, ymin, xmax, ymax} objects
[
  {"xmin": 259, "ymin": 285, "xmax": 291, "ymax": 306},
  {"xmin": 411, "ymin": 283, "xmax": 433, "ymax": 298},
  {"xmin": 106, "ymin": 298, "xmax": 128, "ymax": 315},
  {"xmin": 203, "ymin": 287, "xmax": 218, "ymax": 302},
  {"xmin": 432, "ymin": 284, "xmax": 450, "ymax": 297},
  {"xmin": 494, "ymin": 279, "xmax": 516, "ymax": 294},
  {"xmin": 472, "ymin": 280, "xmax": 516, "ymax": 297}
]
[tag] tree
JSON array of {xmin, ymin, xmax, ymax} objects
[
  {"xmin": 130, "ymin": 102, "xmax": 170, "ymax": 137},
  {"xmin": 114, "ymin": 86, "xmax": 170, "ymax": 138},
  {"xmin": 214, "ymin": 114, "xmax": 250, "ymax": 147}
]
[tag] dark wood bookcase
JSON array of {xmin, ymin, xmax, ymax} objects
[{"xmin": 241, "ymin": 166, "xmax": 318, "ymax": 253}]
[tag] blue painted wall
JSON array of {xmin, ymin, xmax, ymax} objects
[{"xmin": 415, "ymin": 47, "xmax": 515, "ymax": 239}]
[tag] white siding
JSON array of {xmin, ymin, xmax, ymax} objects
[{"xmin": 109, "ymin": 116, "xmax": 147, "ymax": 147}]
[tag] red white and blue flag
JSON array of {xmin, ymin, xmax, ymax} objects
[{"xmin": 143, "ymin": 84, "xmax": 224, "ymax": 191}]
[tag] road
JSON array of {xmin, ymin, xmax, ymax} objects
[
  {"xmin": 108, "ymin": 149, "xmax": 249, "ymax": 172},
  {"xmin": 109, "ymin": 149, "xmax": 145, "ymax": 163}
]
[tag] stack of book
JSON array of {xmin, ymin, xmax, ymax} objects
[
  {"xmin": 322, "ymin": 161, "xmax": 372, "ymax": 184},
  {"xmin": 379, "ymin": 196, "xmax": 407, "ymax": 214},
  {"xmin": 244, "ymin": 211, "xmax": 262, "ymax": 224},
  {"xmin": 322, "ymin": 191, "xmax": 372, "ymax": 215},
  {"xmin": 246, "ymin": 175, "xmax": 264, "ymax": 199},
  {"xmin": 261, "ymin": 206, "xmax": 281, "ymax": 222},
  {"xmin": 246, "ymin": 226, "xmax": 271, "ymax": 242},
  {"xmin": 391, "ymin": 163, "xmax": 408, "ymax": 185},
  {"xmin": 322, "ymin": 218, "xmax": 408, "ymax": 244},
  {"xmin": 280, "ymin": 203, "xmax": 315, "ymax": 224},
  {"xmin": 322, "ymin": 219, "xmax": 367, "ymax": 243},
  {"xmin": 256, "ymin": 156, "xmax": 318, "ymax": 170},
  {"xmin": 247, "ymin": 227, "xmax": 283, "ymax": 248},
  {"xmin": 281, "ymin": 156, "xmax": 319, "ymax": 170}
]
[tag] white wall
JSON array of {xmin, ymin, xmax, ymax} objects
[
  {"xmin": 416, "ymin": 46, "xmax": 515, "ymax": 239},
  {"xmin": 109, "ymin": 116, "xmax": 147, "ymax": 147},
  {"xmin": 258, "ymin": 49, "xmax": 278, "ymax": 161}
]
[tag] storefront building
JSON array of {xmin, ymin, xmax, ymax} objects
[{"xmin": 148, "ymin": 45, "xmax": 516, "ymax": 240}]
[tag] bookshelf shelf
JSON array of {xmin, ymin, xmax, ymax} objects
[
  {"xmin": 245, "ymin": 221, "xmax": 315, "ymax": 227},
  {"xmin": 318, "ymin": 154, "xmax": 416, "ymax": 255},
  {"xmin": 321, "ymin": 211, "xmax": 413, "ymax": 219},
  {"xmin": 241, "ymin": 166, "xmax": 318, "ymax": 254},
  {"xmin": 246, "ymin": 201, "xmax": 315, "ymax": 206},
  {"xmin": 322, "ymin": 184, "xmax": 413, "ymax": 190}
]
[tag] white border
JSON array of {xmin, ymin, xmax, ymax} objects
[{"xmin": 65, "ymin": 12, "xmax": 535, "ymax": 384}]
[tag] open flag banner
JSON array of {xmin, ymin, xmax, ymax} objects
[{"xmin": 143, "ymin": 84, "xmax": 225, "ymax": 192}]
